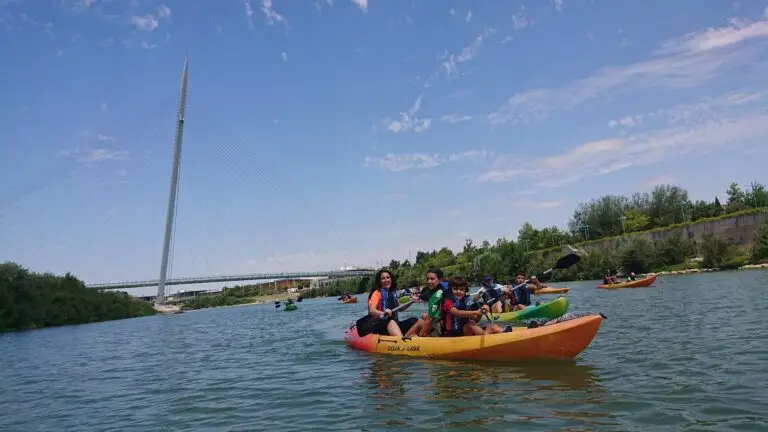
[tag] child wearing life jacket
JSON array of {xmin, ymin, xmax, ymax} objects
[{"xmin": 441, "ymin": 276, "xmax": 504, "ymax": 337}]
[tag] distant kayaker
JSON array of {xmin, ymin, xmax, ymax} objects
[
  {"xmin": 366, "ymin": 268, "xmax": 419, "ymax": 337},
  {"xmin": 404, "ymin": 267, "xmax": 447, "ymax": 337},
  {"xmin": 626, "ymin": 272, "xmax": 636, "ymax": 281},
  {"xmin": 441, "ymin": 276, "xmax": 503, "ymax": 336},
  {"xmin": 477, "ymin": 275, "xmax": 506, "ymax": 313},
  {"xmin": 603, "ymin": 271, "xmax": 619, "ymax": 285},
  {"xmin": 508, "ymin": 273, "xmax": 537, "ymax": 311}
]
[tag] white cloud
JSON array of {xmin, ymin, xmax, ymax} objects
[
  {"xmin": 610, "ymin": 91, "xmax": 768, "ymax": 129},
  {"xmin": 465, "ymin": 10, "xmax": 472, "ymax": 22},
  {"xmin": 350, "ymin": 0, "xmax": 367, "ymax": 12},
  {"xmin": 100, "ymin": 102, "xmax": 107, "ymax": 113},
  {"xmin": 82, "ymin": 130, "xmax": 115, "ymax": 141},
  {"xmin": 440, "ymin": 113, "xmax": 473, "ymax": 124},
  {"xmin": 244, "ymin": 0, "xmax": 254, "ymax": 28},
  {"xmin": 281, "ymin": 51, "xmax": 288, "ymax": 62},
  {"xmin": 656, "ymin": 18, "xmax": 768, "ymax": 56},
  {"xmin": 552, "ymin": 0, "xmax": 564, "ymax": 12},
  {"xmin": 608, "ymin": 115, "xmax": 638, "ymax": 128},
  {"xmin": 364, "ymin": 150, "xmax": 489, "ymax": 172},
  {"xmin": 60, "ymin": 148, "xmax": 130, "ymax": 163},
  {"xmin": 480, "ymin": 107, "xmax": 768, "ymax": 188},
  {"xmin": 131, "ymin": 14, "xmax": 159, "ymax": 31},
  {"xmin": 488, "ymin": 17, "xmax": 768, "ymax": 125},
  {"xmin": 157, "ymin": 4, "xmax": 171, "ymax": 19},
  {"xmin": 384, "ymin": 95, "xmax": 432, "ymax": 133},
  {"xmin": 512, "ymin": 7, "xmax": 530, "ymax": 30},
  {"xmin": 424, "ymin": 28, "xmax": 495, "ymax": 87},
  {"xmin": 261, "ymin": 0, "xmax": 286, "ymax": 25}
]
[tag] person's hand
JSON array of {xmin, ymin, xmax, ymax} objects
[
  {"xmin": 410, "ymin": 294, "xmax": 420, "ymax": 301},
  {"xmin": 384, "ymin": 308, "xmax": 392, "ymax": 317},
  {"xmin": 472, "ymin": 310, "xmax": 483, "ymax": 321}
]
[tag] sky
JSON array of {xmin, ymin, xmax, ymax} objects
[{"xmin": 2, "ymin": 0, "xmax": 768, "ymax": 296}]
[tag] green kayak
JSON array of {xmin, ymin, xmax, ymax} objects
[
  {"xmin": 487, "ymin": 296, "xmax": 568, "ymax": 322},
  {"xmin": 399, "ymin": 296, "xmax": 410, "ymax": 304},
  {"xmin": 284, "ymin": 303, "xmax": 298, "ymax": 311}
]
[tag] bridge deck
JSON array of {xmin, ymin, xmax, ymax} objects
[{"xmin": 87, "ymin": 269, "xmax": 376, "ymax": 289}]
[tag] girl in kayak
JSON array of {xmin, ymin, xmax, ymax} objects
[
  {"xmin": 442, "ymin": 276, "xmax": 503, "ymax": 336},
  {"xmin": 366, "ymin": 268, "xmax": 419, "ymax": 337},
  {"xmin": 404, "ymin": 267, "xmax": 446, "ymax": 337}
]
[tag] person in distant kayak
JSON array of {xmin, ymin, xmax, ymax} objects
[
  {"xmin": 626, "ymin": 272, "xmax": 636, "ymax": 281},
  {"xmin": 603, "ymin": 271, "xmax": 619, "ymax": 285},
  {"xmin": 508, "ymin": 273, "xmax": 538, "ymax": 311},
  {"xmin": 366, "ymin": 268, "xmax": 419, "ymax": 337},
  {"xmin": 404, "ymin": 267, "xmax": 447, "ymax": 337},
  {"xmin": 441, "ymin": 276, "xmax": 504, "ymax": 336},
  {"xmin": 477, "ymin": 275, "xmax": 507, "ymax": 313}
]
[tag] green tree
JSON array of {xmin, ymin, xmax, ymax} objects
[
  {"xmin": 618, "ymin": 237, "xmax": 655, "ymax": 274},
  {"xmin": 699, "ymin": 233, "xmax": 730, "ymax": 269}
]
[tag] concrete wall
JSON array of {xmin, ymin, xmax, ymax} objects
[{"xmin": 542, "ymin": 211, "xmax": 767, "ymax": 257}]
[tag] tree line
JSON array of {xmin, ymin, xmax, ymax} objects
[
  {"xmin": 322, "ymin": 181, "xmax": 768, "ymax": 292},
  {"xmin": 1, "ymin": 262, "xmax": 156, "ymax": 332}
]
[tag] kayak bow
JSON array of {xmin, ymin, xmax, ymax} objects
[{"xmin": 487, "ymin": 296, "xmax": 569, "ymax": 322}]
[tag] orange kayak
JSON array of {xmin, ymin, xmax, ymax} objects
[
  {"xmin": 344, "ymin": 315, "xmax": 604, "ymax": 361},
  {"xmin": 597, "ymin": 275, "xmax": 656, "ymax": 289},
  {"xmin": 340, "ymin": 297, "xmax": 358, "ymax": 304},
  {"xmin": 534, "ymin": 287, "xmax": 569, "ymax": 294}
]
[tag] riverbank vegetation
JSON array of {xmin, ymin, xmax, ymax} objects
[
  {"xmin": 321, "ymin": 181, "xmax": 768, "ymax": 292},
  {"xmin": 0, "ymin": 262, "xmax": 156, "ymax": 332},
  {"xmin": 177, "ymin": 278, "xmax": 367, "ymax": 310}
]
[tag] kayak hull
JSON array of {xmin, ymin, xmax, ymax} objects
[
  {"xmin": 597, "ymin": 275, "xmax": 656, "ymax": 289},
  {"xmin": 534, "ymin": 287, "xmax": 569, "ymax": 294},
  {"xmin": 340, "ymin": 297, "xmax": 358, "ymax": 304},
  {"xmin": 284, "ymin": 304, "xmax": 298, "ymax": 311},
  {"xmin": 344, "ymin": 315, "xmax": 603, "ymax": 361},
  {"xmin": 489, "ymin": 296, "xmax": 569, "ymax": 322}
]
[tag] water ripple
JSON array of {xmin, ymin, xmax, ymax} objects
[{"xmin": 2, "ymin": 272, "xmax": 768, "ymax": 431}]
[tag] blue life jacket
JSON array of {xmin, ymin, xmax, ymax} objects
[
  {"xmin": 443, "ymin": 295, "xmax": 470, "ymax": 332},
  {"xmin": 376, "ymin": 287, "xmax": 399, "ymax": 320},
  {"xmin": 512, "ymin": 283, "xmax": 531, "ymax": 306},
  {"xmin": 439, "ymin": 280, "xmax": 449, "ymax": 295}
]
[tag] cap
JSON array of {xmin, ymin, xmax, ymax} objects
[{"xmin": 484, "ymin": 276, "xmax": 493, "ymax": 281}]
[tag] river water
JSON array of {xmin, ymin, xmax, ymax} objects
[{"xmin": 2, "ymin": 271, "xmax": 767, "ymax": 431}]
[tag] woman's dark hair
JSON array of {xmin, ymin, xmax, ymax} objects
[{"xmin": 368, "ymin": 268, "xmax": 397, "ymax": 298}]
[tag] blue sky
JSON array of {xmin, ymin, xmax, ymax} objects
[{"xmin": 2, "ymin": 0, "xmax": 768, "ymax": 295}]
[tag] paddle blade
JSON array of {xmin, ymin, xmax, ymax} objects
[{"xmin": 536, "ymin": 271, "xmax": 554, "ymax": 283}]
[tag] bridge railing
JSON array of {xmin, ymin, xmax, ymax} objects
[{"xmin": 86, "ymin": 269, "xmax": 377, "ymax": 289}]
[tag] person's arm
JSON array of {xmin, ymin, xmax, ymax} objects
[{"xmin": 449, "ymin": 306, "xmax": 483, "ymax": 320}]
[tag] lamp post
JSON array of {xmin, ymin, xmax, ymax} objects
[{"xmin": 619, "ymin": 215, "xmax": 627, "ymax": 235}]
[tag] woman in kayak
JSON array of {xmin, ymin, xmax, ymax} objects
[
  {"xmin": 366, "ymin": 268, "xmax": 419, "ymax": 337},
  {"xmin": 442, "ymin": 276, "xmax": 503, "ymax": 336}
]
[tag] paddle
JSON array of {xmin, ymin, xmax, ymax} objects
[{"xmin": 478, "ymin": 245, "xmax": 585, "ymax": 313}]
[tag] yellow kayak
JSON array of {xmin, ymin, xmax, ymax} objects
[
  {"xmin": 534, "ymin": 287, "xmax": 569, "ymax": 294},
  {"xmin": 344, "ymin": 314, "xmax": 604, "ymax": 361},
  {"xmin": 597, "ymin": 275, "xmax": 656, "ymax": 289}
]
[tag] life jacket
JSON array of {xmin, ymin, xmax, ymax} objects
[
  {"xmin": 512, "ymin": 283, "xmax": 531, "ymax": 306},
  {"xmin": 439, "ymin": 281, "xmax": 449, "ymax": 295},
  {"xmin": 443, "ymin": 295, "xmax": 470, "ymax": 332},
  {"xmin": 373, "ymin": 287, "xmax": 399, "ymax": 320}
]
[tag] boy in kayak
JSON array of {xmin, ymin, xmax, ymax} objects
[
  {"xmin": 404, "ymin": 267, "xmax": 447, "ymax": 337},
  {"xmin": 442, "ymin": 276, "xmax": 503, "ymax": 336},
  {"xmin": 478, "ymin": 275, "xmax": 507, "ymax": 313},
  {"xmin": 626, "ymin": 272, "xmax": 636, "ymax": 281},
  {"xmin": 508, "ymin": 273, "xmax": 538, "ymax": 311}
]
